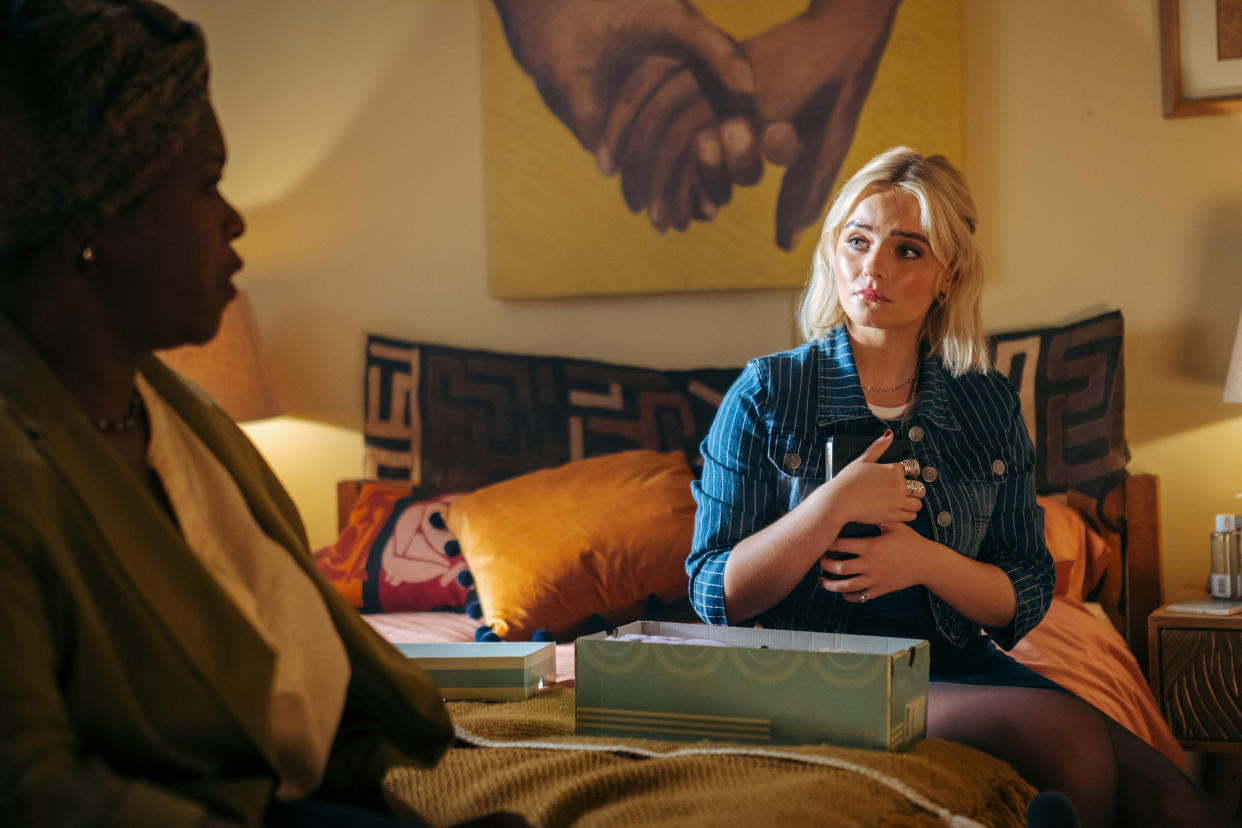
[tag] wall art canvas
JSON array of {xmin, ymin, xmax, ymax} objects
[{"xmin": 481, "ymin": 0, "xmax": 963, "ymax": 297}]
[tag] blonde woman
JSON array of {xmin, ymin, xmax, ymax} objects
[{"xmin": 689, "ymin": 147, "xmax": 1234, "ymax": 827}]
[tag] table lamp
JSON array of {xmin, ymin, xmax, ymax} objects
[{"xmin": 157, "ymin": 289, "xmax": 281, "ymax": 422}]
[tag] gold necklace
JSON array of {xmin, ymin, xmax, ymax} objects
[{"xmin": 861, "ymin": 375, "xmax": 916, "ymax": 394}]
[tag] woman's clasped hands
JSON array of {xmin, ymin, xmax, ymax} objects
[{"xmin": 816, "ymin": 429, "xmax": 929, "ymax": 603}]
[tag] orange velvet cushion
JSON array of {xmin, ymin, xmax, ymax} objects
[
  {"xmin": 1037, "ymin": 495, "xmax": 1112, "ymax": 602},
  {"xmin": 444, "ymin": 450, "xmax": 695, "ymax": 641}
]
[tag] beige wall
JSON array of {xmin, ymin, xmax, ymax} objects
[
  {"xmin": 964, "ymin": 1, "xmax": 1242, "ymax": 599},
  {"xmin": 171, "ymin": 0, "xmax": 1242, "ymax": 600}
]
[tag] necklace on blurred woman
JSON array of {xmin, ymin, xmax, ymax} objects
[{"xmin": 93, "ymin": 390, "xmax": 144, "ymax": 433}]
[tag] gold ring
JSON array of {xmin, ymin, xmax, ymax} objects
[
  {"xmin": 859, "ymin": 589, "xmax": 871, "ymax": 603},
  {"xmin": 900, "ymin": 458, "xmax": 920, "ymax": 478},
  {"xmin": 905, "ymin": 479, "xmax": 925, "ymax": 496}
]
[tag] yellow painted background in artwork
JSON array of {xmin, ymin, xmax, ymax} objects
[{"xmin": 482, "ymin": 0, "xmax": 962, "ymax": 298}]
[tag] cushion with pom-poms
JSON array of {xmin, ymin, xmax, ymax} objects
[{"xmin": 313, "ymin": 484, "xmax": 475, "ymax": 613}]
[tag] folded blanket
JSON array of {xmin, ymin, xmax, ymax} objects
[{"xmin": 383, "ymin": 687, "xmax": 1034, "ymax": 827}]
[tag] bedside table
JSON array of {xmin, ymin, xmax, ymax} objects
[{"xmin": 1148, "ymin": 586, "xmax": 1242, "ymax": 815}]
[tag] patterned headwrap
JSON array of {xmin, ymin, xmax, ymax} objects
[{"xmin": 0, "ymin": 0, "xmax": 208, "ymax": 248}]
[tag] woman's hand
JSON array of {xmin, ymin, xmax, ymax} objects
[
  {"xmin": 819, "ymin": 430, "xmax": 924, "ymax": 527},
  {"xmin": 817, "ymin": 521, "xmax": 931, "ymax": 601}
]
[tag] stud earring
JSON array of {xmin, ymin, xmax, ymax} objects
[{"xmin": 81, "ymin": 246, "xmax": 96, "ymax": 263}]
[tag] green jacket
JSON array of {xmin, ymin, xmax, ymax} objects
[{"xmin": 0, "ymin": 316, "xmax": 454, "ymax": 827}]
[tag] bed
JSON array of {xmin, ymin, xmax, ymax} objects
[{"xmin": 313, "ymin": 309, "xmax": 1181, "ymax": 827}]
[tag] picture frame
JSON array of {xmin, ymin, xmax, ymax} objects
[{"xmin": 1160, "ymin": 0, "xmax": 1242, "ymax": 117}]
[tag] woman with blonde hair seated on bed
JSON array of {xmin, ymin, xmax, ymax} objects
[
  {"xmin": 0, "ymin": 2, "xmax": 531, "ymax": 827},
  {"xmin": 688, "ymin": 146, "xmax": 1237, "ymax": 828}
]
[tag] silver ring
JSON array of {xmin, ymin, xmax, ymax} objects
[
  {"xmin": 859, "ymin": 589, "xmax": 871, "ymax": 603},
  {"xmin": 904, "ymin": 479, "xmax": 925, "ymax": 496},
  {"xmin": 900, "ymin": 458, "xmax": 920, "ymax": 478}
]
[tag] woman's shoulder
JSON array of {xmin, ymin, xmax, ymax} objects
[
  {"xmin": 946, "ymin": 365, "xmax": 1019, "ymax": 401},
  {"xmin": 745, "ymin": 340, "xmax": 820, "ymax": 377},
  {"xmin": 933, "ymin": 363, "xmax": 1024, "ymax": 434},
  {"xmin": 723, "ymin": 342, "xmax": 821, "ymax": 418}
]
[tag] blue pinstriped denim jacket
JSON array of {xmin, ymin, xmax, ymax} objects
[{"xmin": 688, "ymin": 324, "xmax": 1053, "ymax": 650}]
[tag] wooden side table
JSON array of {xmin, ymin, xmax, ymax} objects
[{"xmin": 1148, "ymin": 586, "xmax": 1242, "ymax": 815}]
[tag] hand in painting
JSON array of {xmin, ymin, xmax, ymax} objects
[
  {"xmin": 745, "ymin": 0, "xmax": 902, "ymax": 249},
  {"xmin": 591, "ymin": 53, "xmax": 766, "ymax": 232},
  {"xmin": 602, "ymin": 0, "xmax": 902, "ymax": 246},
  {"xmin": 491, "ymin": 0, "xmax": 757, "ymax": 152}
]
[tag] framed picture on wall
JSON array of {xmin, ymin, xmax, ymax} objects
[
  {"xmin": 480, "ymin": 0, "xmax": 964, "ymax": 298},
  {"xmin": 1160, "ymin": 0, "xmax": 1242, "ymax": 116}
]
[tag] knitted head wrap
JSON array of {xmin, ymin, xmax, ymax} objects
[{"xmin": 0, "ymin": 0, "xmax": 208, "ymax": 249}]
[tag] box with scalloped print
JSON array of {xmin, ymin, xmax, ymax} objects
[{"xmin": 575, "ymin": 621, "xmax": 929, "ymax": 751}]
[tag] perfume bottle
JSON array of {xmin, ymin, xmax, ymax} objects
[{"xmin": 1209, "ymin": 515, "xmax": 1241, "ymax": 599}]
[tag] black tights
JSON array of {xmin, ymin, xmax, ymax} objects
[{"xmin": 929, "ymin": 683, "xmax": 1239, "ymax": 827}]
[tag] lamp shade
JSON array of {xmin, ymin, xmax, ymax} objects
[
  {"xmin": 157, "ymin": 290, "xmax": 281, "ymax": 421},
  {"xmin": 1227, "ymin": 307, "xmax": 1242, "ymax": 403}
]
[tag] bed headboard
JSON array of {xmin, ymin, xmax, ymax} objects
[{"xmin": 352, "ymin": 309, "xmax": 1159, "ymax": 669}]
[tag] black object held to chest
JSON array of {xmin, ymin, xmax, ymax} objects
[{"xmin": 821, "ymin": 435, "xmax": 916, "ymax": 581}]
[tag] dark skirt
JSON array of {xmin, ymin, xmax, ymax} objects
[{"xmin": 836, "ymin": 583, "xmax": 1063, "ymax": 692}]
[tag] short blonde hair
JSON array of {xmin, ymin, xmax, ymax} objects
[{"xmin": 796, "ymin": 147, "xmax": 988, "ymax": 376}]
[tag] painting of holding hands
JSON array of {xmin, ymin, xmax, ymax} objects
[{"xmin": 485, "ymin": 0, "xmax": 961, "ymax": 297}]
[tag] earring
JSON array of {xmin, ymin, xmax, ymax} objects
[
  {"xmin": 81, "ymin": 246, "xmax": 96, "ymax": 263},
  {"xmin": 936, "ymin": 292, "xmax": 946, "ymax": 305}
]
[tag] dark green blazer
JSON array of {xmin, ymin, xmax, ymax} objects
[{"xmin": 0, "ymin": 316, "xmax": 453, "ymax": 827}]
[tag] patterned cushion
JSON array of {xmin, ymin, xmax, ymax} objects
[
  {"xmin": 990, "ymin": 309, "xmax": 1128, "ymax": 499},
  {"xmin": 364, "ymin": 309, "xmax": 1126, "ymax": 498},
  {"xmin": 313, "ymin": 482, "xmax": 473, "ymax": 613},
  {"xmin": 363, "ymin": 336, "xmax": 740, "ymax": 491}
]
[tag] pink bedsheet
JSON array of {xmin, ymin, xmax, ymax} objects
[{"xmin": 366, "ymin": 597, "xmax": 1182, "ymax": 769}]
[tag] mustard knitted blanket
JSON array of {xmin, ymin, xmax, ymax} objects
[{"xmin": 383, "ymin": 687, "xmax": 1033, "ymax": 827}]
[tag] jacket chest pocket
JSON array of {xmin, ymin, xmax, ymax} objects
[
  {"xmin": 939, "ymin": 439, "xmax": 1013, "ymax": 532},
  {"xmin": 765, "ymin": 430, "xmax": 823, "ymax": 510}
]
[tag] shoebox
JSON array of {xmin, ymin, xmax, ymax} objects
[
  {"xmin": 575, "ymin": 621, "xmax": 928, "ymax": 750},
  {"xmin": 394, "ymin": 641, "xmax": 556, "ymax": 700}
]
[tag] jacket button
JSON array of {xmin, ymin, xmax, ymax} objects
[
  {"xmin": 991, "ymin": 459, "xmax": 1006, "ymax": 475},
  {"xmin": 784, "ymin": 452, "xmax": 801, "ymax": 470},
  {"xmin": 921, "ymin": 466, "xmax": 938, "ymax": 483},
  {"xmin": 908, "ymin": 426, "xmax": 924, "ymax": 442},
  {"xmin": 936, "ymin": 510, "xmax": 952, "ymax": 527}
]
